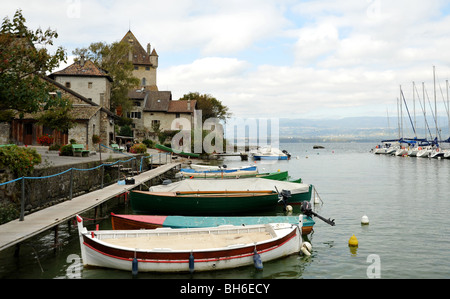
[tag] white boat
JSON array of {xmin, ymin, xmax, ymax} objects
[
  {"xmin": 395, "ymin": 147, "xmax": 408, "ymax": 156},
  {"xmin": 76, "ymin": 214, "xmax": 307, "ymax": 273},
  {"xmin": 429, "ymin": 148, "xmax": 445, "ymax": 159},
  {"xmin": 179, "ymin": 165, "xmax": 258, "ymax": 178},
  {"xmin": 416, "ymin": 146, "xmax": 433, "ymax": 158},
  {"xmin": 372, "ymin": 141, "xmax": 398, "ymax": 155},
  {"xmin": 407, "ymin": 147, "xmax": 419, "ymax": 157},
  {"xmin": 252, "ymin": 146, "xmax": 291, "ymax": 160}
]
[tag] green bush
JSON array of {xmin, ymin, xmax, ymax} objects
[
  {"xmin": 0, "ymin": 145, "xmax": 42, "ymax": 177},
  {"xmin": 59, "ymin": 144, "xmax": 73, "ymax": 156},
  {"xmin": 0, "ymin": 203, "xmax": 20, "ymax": 225}
]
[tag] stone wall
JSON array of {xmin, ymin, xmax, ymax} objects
[{"xmin": 0, "ymin": 155, "xmax": 178, "ymax": 218}]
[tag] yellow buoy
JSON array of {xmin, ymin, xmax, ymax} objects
[{"xmin": 348, "ymin": 235, "xmax": 358, "ymax": 247}]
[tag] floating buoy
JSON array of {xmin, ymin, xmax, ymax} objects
[
  {"xmin": 253, "ymin": 249, "xmax": 263, "ymax": 270},
  {"xmin": 348, "ymin": 235, "xmax": 358, "ymax": 247},
  {"xmin": 300, "ymin": 241, "xmax": 312, "ymax": 256},
  {"xmin": 189, "ymin": 252, "xmax": 195, "ymax": 273},
  {"xmin": 361, "ymin": 215, "xmax": 369, "ymax": 225},
  {"xmin": 285, "ymin": 205, "xmax": 293, "ymax": 212}
]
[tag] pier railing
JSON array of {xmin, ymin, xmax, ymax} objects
[{"xmin": 0, "ymin": 145, "xmax": 172, "ymax": 222}]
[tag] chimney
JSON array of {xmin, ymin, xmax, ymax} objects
[
  {"xmin": 187, "ymin": 100, "xmax": 191, "ymax": 111},
  {"xmin": 80, "ymin": 55, "xmax": 85, "ymax": 67},
  {"xmin": 147, "ymin": 43, "xmax": 151, "ymax": 55}
]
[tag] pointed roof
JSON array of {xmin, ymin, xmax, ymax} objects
[
  {"xmin": 49, "ymin": 59, "xmax": 113, "ymax": 82},
  {"xmin": 120, "ymin": 30, "xmax": 153, "ymax": 66}
]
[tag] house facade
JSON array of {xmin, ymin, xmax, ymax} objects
[
  {"xmin": 48, "ymin": 58, "xmax": 116, "ymax": 149},
  {"xmin": 121, "ymin": 31, "xmax": 196, "ymax": 141},
  {"xmin": 9, "ymin": 76, "xmax": 117, "ymax": 150}
]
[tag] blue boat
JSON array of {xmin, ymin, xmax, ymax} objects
[{"xmin": 179, "ymin": 165, "xmax": 258, "ymax": 178}]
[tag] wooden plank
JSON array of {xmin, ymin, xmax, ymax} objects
[{"xmin": 0, "ymin": 162, "xmax": 180, "ymax": 252}]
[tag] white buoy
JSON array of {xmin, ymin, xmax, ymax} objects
[
  {"xmin": 300, "ymin": 242, "xmax": 312, "ymax": 256},
  {"xmin": 286, "ymin": 205, "xmax": 293, "ymax": 212},
  {"xmin": 361, "ymin": 215, "xmax": 369, "ymax": 225}
]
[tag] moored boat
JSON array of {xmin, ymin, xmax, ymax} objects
[
  {"xmin": 147, "ymin": 178, "xmax": 312, "ymax": 205},
  {"xmin": 130, "ymin": 189, "xmax": 280, "ymax": 215},
  {"xmin": 179, "ymin": 165, "xmax": 258, "ymax": 178},
  {"xmin": 155, "ymin": 143, "xmax": 200, "ymax": 158},
  {"xmin": 76, "ymin": 214, "xmax": 306, "ymax": 273},
  {"xmin": 110, "ymin": 213, "xmax": 316, "ymax": 235},
  {"xmin": 252, "ymin": 146, "xmax": 291, "ymax": 160}
]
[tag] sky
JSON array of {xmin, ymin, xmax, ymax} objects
[{"xmin": 3, "ymin": 0, "xmax": 450, "ymax": 120}]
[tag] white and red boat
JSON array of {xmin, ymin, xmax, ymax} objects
[{"xmin": 76, "ymin": 214, "xmax": 307, "ymax": 273}]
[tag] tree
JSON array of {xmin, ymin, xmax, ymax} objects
[
  {"xmin": 73, "ymin": 41, "xmax": 140, "ymax": 113},
  {"xmin": 0, "ymin": 9, "xmax": 67, "ymax": 122},
  {"xmin": 179, "ymin": 92, "xmax": 231, "ymax": 123}
]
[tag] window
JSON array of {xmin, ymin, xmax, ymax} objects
[
  {"xmin": 127, "ymin": 112, "xmax": 141, "ymax": 119},
  {"xmin": 65, "ymin": 82, "xmax": 71, "ymax": 88},
  {"xmin": 134, "ymin": 66, "xmax": 138, "ymax": 70},
  {"xmin": 134, "ymin": 101, "xmax": 141, "ymax": 107},
  {"xmin": 145, "ymin": 67, "xmax": 150, "ymax": 71},
  {"xmin": 175, "ymin": 113, "xmax": 180, "ymax": 118},
  {"xmin": 152, "ymin": 120, "xmax": 160, "ymax": 127},
  {"xmin": 141, "ymin": 78, "xmax": 146, "ymax": 86},
  {"xmin": 88, "ymin": 82, "xmax": 93, "ymax": 89}
]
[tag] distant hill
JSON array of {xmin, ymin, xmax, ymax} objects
[{"xmin": 278, "ymin": 117, "xmax": 450, "ymax": 142}]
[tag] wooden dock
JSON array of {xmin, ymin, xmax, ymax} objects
[{"xmin": 0, "ymin": 162, "xmax": 180, "ymax": 252}]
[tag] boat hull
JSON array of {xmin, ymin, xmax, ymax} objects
[
  {"xmin": 130, "ymin": 190, "xmax": 280, "ymax": 215},
  {"xmin": 179, "ymin": 166, "xmax": 258, "ymax": 178},
  {"xmin": 253, "ymin": 155, "xmax": 288, "ymax": 160},
  {"xmin": 155, "ymin": 144, "xmax": 200, "ymax": 158},
  {"xmin": 111, "ymin": 214, "xmax": 315, "ymax": 235},
  {"xmin": 77, "ymin": 216, "xmax": 303, "ymax": 273},
  {"xmin": 146, "ymin": 178, "xmax": 313, "ymax": 206}
]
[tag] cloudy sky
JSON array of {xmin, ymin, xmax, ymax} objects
[{"xmin": 4, "ymin": 0, "xmax": 450, "ymax": 119}]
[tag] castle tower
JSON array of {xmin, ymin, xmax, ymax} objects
[{"xmin": 121, "ymin": 30, "xmax": 158, "ymax": 91}]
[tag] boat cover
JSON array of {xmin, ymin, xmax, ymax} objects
[{"xmin": 149, "ymin": 178, "xmax": 310, "ymax": 194}]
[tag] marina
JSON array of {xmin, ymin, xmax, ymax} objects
[{"xmin": 1, "ymin": 142, "xmax": 449, "ymax": 279}]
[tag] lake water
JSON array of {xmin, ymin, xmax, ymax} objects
[{"xmin": 1, "ymin": 142, "xmax": 449, "ymax": 279}]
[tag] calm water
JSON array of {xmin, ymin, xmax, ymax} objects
[{"xmin": 1, "ymin": 142, "xmax": 449, "ymax": 279}]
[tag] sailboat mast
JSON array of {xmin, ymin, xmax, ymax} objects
[
  {"xmin": 413, "ymin": 81, "xmax": 416, "ymax": 136},
  {"xmin": 433, "ymin": 66, "xmax": 438, "ymax": 140}
]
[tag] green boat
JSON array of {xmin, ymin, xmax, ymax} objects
[
  {"xmin": 147, "ymin": 178, "xmax": 312, "ymax": 206},
  {"xmin": 130, "ymin": 190, "xmax": 280, "ymax": 215},
  {"xmin": 155, "ymin": 143, "xmax": 200, "ymax": 158}
]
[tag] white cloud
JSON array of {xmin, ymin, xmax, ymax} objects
[{"xmin": 4, "ymin": 0, "xmax": 450, "ymax": 119}]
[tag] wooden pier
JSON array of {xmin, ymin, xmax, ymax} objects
[{"xmin": 0, "ymin": 162, "xmax": 180, "ymax": 252}]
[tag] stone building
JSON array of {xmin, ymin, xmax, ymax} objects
[
  {"xmin": 9, "ymin": 75, "xmax": 117, "ymax": 150},
  {"xmin": 48, "ymin": 58, "xmax": 116, "ymax": 148},
  {"xmin": 121, "ymin": 31, "xmax": 196, "ymax": 141}
]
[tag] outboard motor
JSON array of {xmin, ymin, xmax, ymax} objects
[
  {"xmin": 301, "ymin": 201, "xmax": 335, "ymax": 226},
  {"xmin": 282, "ymin": 150, "xmax": 292, "ymax": 159},
  {"xmin": 278, "ymin": 189, "xmax": 291, "ymax": 211}
]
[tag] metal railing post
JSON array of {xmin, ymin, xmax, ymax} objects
[{"xmin": 20, "ymin": 177, "xmax": 25, "ymax": 221}]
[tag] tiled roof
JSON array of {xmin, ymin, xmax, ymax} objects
[
  {"xmin": 120, "ymin": 30, "xmax": 157, "ymax": 66},
  {"xmin": 143, "ymin": 91, "xmax": 172, "ymax": 112},
  {"xmin": 168, "ymin": 100, "xmax": 197, "ymax": 113},
  {"xmin": 50, "ymin": 60, "xmax": 113, "ymax": 82}
]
